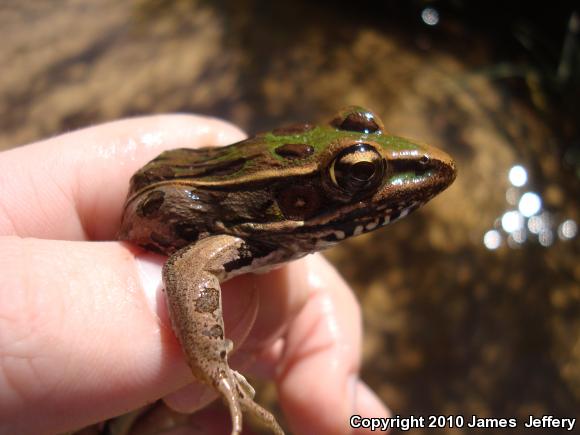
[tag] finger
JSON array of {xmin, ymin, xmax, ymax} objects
[
  {"xmin": 0, "ymin": 115, "xmax": 245, "ymax": 240},
  {"xmin": 0, "ymin": 238, "xmax": 183, "ymax": 435},
  {"xmin": 0, "ymin": 237, "xmax": 286, "ymax": 435},
  {"xmin": 0, "ymin": 237, "xmax": 310, "ymax": 435},
  {"xmin": 277, "ymin": 254, "xmax": 390, "ymax": 434}
]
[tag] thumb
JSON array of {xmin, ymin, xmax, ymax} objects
[{"xmin": 0, "ymin": 237, "xmax": 185, "ymax": 435}]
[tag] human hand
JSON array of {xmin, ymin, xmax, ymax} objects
[{"xmin": 0, "ymin": 115, "xmax": 389, "ymax": 434}]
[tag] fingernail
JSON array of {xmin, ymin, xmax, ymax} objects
[
  {"xmin": 163, "ymin": 382, "xmax": 217, "ymax": 413},
  {"xmin": 134, "ymin": 252, "xmax": 164, "ymax": 313},
  {"xmin": 349, "ymin": 373, "xmax": 359, "ymax": 412},
  {"xmin": 350, "ymin": 374, "xmax": 391, "ymax": 418}
]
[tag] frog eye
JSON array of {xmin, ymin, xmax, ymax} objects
[
  {"xmin": 331, "ymin": 106, "xmax": 384, "ymax": 134},
  {"xmin": 330, "ymin": 144, "xmax": 385, "ymax": 192}
]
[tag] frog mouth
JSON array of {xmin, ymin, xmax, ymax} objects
[{"xmin": 312, "ymin": 199, "xmax": 424, "ymax": 242}]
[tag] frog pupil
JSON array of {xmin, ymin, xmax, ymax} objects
[{"xmin": 352, "ymin": 161, "xmax": 376, "ymax": 181}]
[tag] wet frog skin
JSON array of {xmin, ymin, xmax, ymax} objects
[{"xmin": 119, "ymin": 106, "xmax": 456, "ymax": 435}]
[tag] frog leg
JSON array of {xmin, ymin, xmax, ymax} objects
[{"xmin": 162, "ymin": 235, "xmax": 284, "ymax": 435}]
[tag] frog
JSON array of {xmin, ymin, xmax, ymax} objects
[{"xmin": 118, "ymin": 106, "xmax": 457, "ymax": 435}]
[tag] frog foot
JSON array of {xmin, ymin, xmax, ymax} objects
[{"xmin": 217, "ymin": 369, "xmax": 284, "ymax": 435}]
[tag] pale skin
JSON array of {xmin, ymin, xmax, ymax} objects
[{"xmin": 0, "ymin": 115, "xmax": 389, "ymax": 435}]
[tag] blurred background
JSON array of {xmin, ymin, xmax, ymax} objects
[{"xmin": 1, "ymin": 0, "xmax": 578, "ymax": 433}]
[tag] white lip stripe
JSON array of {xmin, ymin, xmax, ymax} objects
[
  {"xmin": 334, "ymin": 230, "xmax": 346, "ymax": 240},
  {"xmin": 353, "ymin": 225, "xmax": 364, "ymax": 236},
  {"xmin": 365, "ymin": 220, "xmax": 379, "ymax": 231},
  {"xmin": 315, "ymin": 239, "xmax": 337, "ymax": 249}
]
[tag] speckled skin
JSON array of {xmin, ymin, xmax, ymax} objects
[
  {"xmin": 119, "ymin": 107, "xmax": 456, "ymax": 435},
  {"xmin": 163, "ymin": 235, "xmax": 283, "ymax": 435}
]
